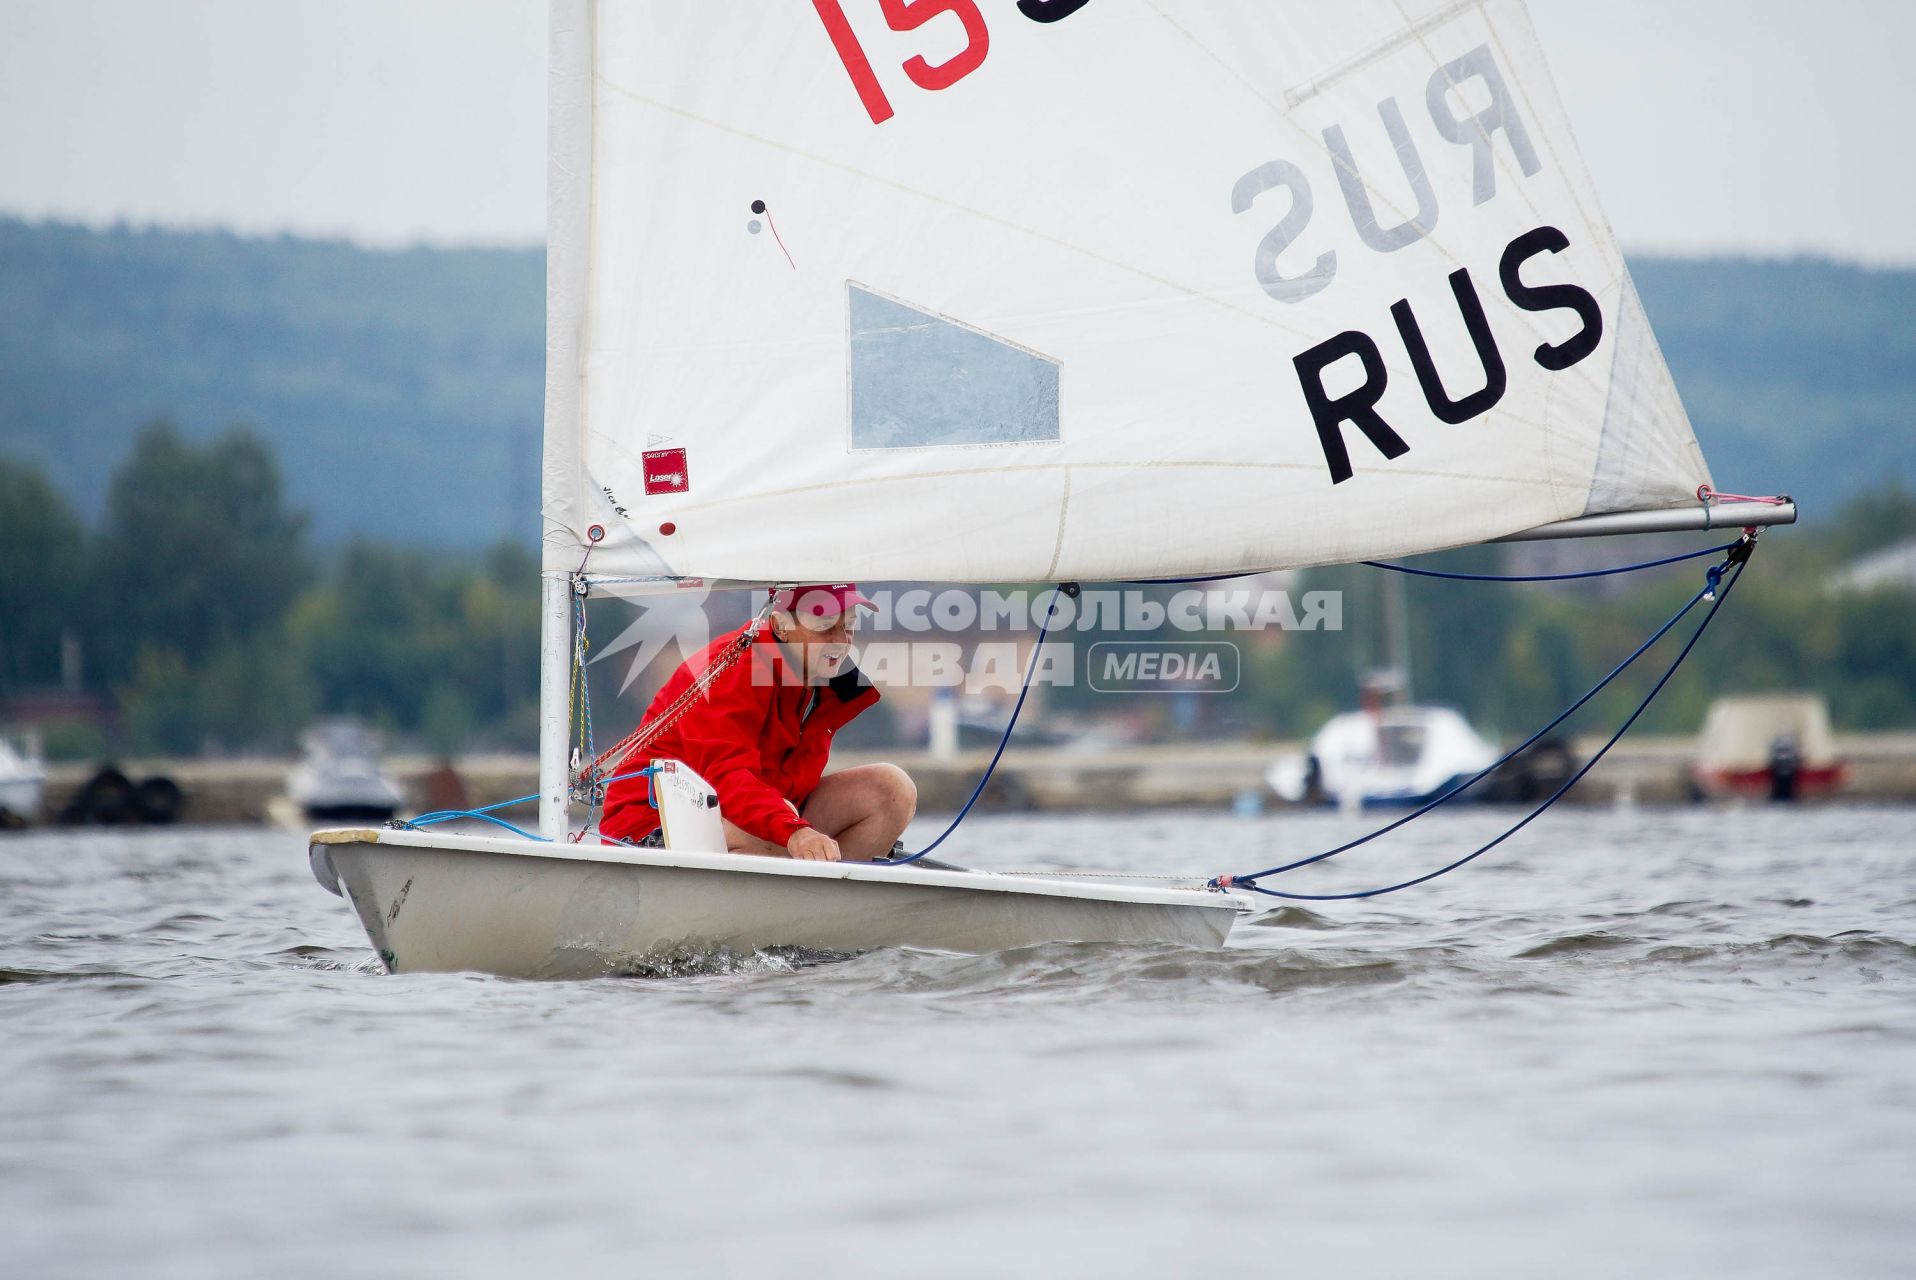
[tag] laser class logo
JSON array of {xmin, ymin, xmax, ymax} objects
[{"xmin": 642, "ymin": 448, "xmax": 689, "ymax": 495}]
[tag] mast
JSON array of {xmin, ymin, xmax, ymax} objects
[
  {"xmin": 539, "ymin": 0, "xmax": 594, "ymax": 841},
  {"xmin": 537, "ymin": 575, "xmax": 572, "ymax": 841}
]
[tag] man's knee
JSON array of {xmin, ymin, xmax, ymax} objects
[{"xmin": 872, "ymin": 763, "xmax": 917, "ymax": 820}]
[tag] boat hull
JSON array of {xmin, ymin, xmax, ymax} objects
[
  {"xmin": 312, "ymin": 828, "xmax": 1244, "ymax": 979},
  {"xmin": 0, "ymin": 776, "xmax": 42, "ymax": 822},
  {"xmin": 1693, "ymin": 764, "xmax": 1848, "ymax": 802}
]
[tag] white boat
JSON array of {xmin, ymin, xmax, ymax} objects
[
  {"xmin": 0, "ymin": 733, "xmax": 46, "ymax": 825},
  {"xmin": 1270, "ymin": 704, "xmax": 1501, "ymax": 809},
  {"xmin": 312, "ymin": 827, "xmax": 1239, "ymax": 978},
  {"xmin": 313, "ymin": 0, "xmax": 1794, "ymax": 977},
  {"xmin": 1269, "ymin": 577, "xmax": 1500, "ymax": 808},
  {"xmin": 286, "ymin": 722, "xmax": 403, "ymax": 824}
]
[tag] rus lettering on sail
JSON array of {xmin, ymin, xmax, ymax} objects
[
  {"xmin": 1226, "ymin": 41, "xmax": 1603, "ymax": 484},
  {"xmin": 1234, "ymin": 43, "xmax": 1543, "ymax": 303},
  {"xmin": 1294, "ymin": 224, "xmax": 1605, "ymax": 484}
]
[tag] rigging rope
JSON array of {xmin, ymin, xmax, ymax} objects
[
  {"xmin": 579, "ymin": 592, "xmax": 777, "ymax": 789},
  {"xmin": 884, "ymin": 585, "xmax": 1072, "ymax": 866},
  {"xmin": 1140, "ymin": 535, "xmax": 1745, "ymax": 587},
  {"xmin": 568, "ymin": 577, "xmax": 598, "ymax": 839},
  {"xmin": 1363, "ymin": 539, "xmax": 1739, "ymax": 582},
  {"xmin": 1210, "ymin": 533, "xmax": 1759, "ymax": 900}
]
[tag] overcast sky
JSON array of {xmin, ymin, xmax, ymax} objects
[{"xmin": 3, "ymin": 0, "xmax": 1912, "ymax": 262}]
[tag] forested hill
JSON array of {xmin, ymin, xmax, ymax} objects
[
  {"xmin": 1, "ymin": 216, "xmax": 1910, "ymax": 547},
  {"xmin": 0, "ymin": 219, "xmax": 543, "ymax": 547}
]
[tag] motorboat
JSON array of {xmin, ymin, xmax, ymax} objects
[
  {"xmin": 287, "ymin": 722, "xmax": 403, "ymax": 824},
  {"xmin": 1693, "ymin": 694, "xmax": 1846, "ymax": 801},
  {"xmin": 1269, "ymin": 703, "xmax": 1502, "ymax": 809}
]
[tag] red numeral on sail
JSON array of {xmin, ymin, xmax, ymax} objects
[
  {"xmin": 813, "ymin": 0, "xmax": 896, "ymax": 124},
  {"xmin": 878, "ymin": 0, "xmax": 990, "ymax": 91},
  {"xmin": 813, "ymin": 0, "xmax": 991, "ymax": 124}
]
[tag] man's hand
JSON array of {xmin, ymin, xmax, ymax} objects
[{"xmin": 786, "ymin": 827, "xmax": 842, "ymax": 862}]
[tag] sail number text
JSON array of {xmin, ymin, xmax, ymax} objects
[
  {"xmin": 812, "ymin": 0, "xmax": 1088, "ymax": 124},
  {"xmin": 1236, "ymin": 43, "xmax": 1604, "ymax": 483}
]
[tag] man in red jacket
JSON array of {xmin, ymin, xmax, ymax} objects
[{"xmin": 599, "ymin": 584, "xmax": 915, "ymax": 862}]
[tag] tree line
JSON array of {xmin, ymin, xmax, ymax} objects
[{"xmin": 0, "ymin": 422, "xmax": 538, "ymax": 758}]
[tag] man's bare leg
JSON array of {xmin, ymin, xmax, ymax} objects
[
  {"xmin": 720, "ymin": 821, "xmax": 788, "ymax": 857},
  {"xmin": 717, "ymin": 765, "xmax": 916, "ymax": 860},
  {"xmin": 799, "ymin": 764, "xmax": 918, "ymax": 861}
]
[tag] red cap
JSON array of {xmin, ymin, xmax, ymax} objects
[{"xmin": 772, "ymin": 583, "xmax": 875, "ymax": 620}]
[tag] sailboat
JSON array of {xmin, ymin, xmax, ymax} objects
[{"xmin": 311, "ymin": 0, "xmax": 1794, "ymax": 978}]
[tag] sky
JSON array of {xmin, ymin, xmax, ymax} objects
[{"xmin": 2, "ymin": 0, "xmax": 1913, "ymax": 263}]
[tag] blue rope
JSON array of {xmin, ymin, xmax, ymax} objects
[
  {"xmin": 1363, "ymin": 540, "xmax": 1738, "ymax": 582},
  {"xmin": 1216, "ymin": 541, "xmax": 1754, "ymax": 900},
  {"xmin": 400, "ymin": 765, "xmax": 663, "ymax": 842},
  {"xmin": 1226, "ymin": 580, "xmax": 1712, "ymax": 880},
  {"xmin": 1137, "ymin": 572, "xmax": 1257, "ymax": 585},
  {"xmin": 402, "ymin": 786, "xmax": 541, "ymax": 838},
  {"xmin": 410, "ymin": 791, "xmax": 539, "ymax": 822},
  {"xmin": 402, "ymin": 808, "xmax": 544, "ymax": 841},
  {"xmin": 886, "ymin": 586, "xmax": 1068, "ymax": 865}
]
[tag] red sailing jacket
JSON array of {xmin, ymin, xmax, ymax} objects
[{"xmin": 599, "ymin": 622, "xmax": 880, "ymax": 847}]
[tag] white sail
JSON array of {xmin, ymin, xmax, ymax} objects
[{"xmin": 543, "ymin": 0, "xmax": 1711, "ymax": 590}]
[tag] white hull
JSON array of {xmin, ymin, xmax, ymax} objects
[
  {"xmin": 1270, "ymin": 705, "xmax": 1500, "ymax": 808},
  {"xmin": 311, "ymin": 827, "xmax": 1245, "ymax": 979},
  {"xmin": 0, "ymin": 775, "xmax": 43, "ymax": 820},
  {"xmin": 285, "ymin": 767, "xmax": 402, "ymax": 819},
  {"xmin": 0, "ymin": 738, "xmax": 44, "ymax": 821}
]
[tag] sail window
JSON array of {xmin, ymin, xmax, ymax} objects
[{"xmin": 848, "ymin": 285, "xmax": 1060, "ymax": 450}]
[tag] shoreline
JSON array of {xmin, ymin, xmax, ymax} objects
[{"xmin": 24, "ymin": 733, "xmax": 1916, "ymax": 825}]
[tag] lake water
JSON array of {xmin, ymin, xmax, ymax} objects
[{"xmin": 3, "ymin": 805, "xmax": 1913, "ymax": 1278}]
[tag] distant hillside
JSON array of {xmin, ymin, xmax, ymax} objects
[
  {"xmin": 0, "ymin": 219, "xmax": 542, "ymax": 547},
  {"xmin": 0, "ymin": 217, "xmax": 1909, "ymax": 545},
  {"xmin": 1633, "ymin": 256, "xmax": 1916, "ymax": 514}
]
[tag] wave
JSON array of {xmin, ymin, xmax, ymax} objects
[
  {"xmin": 0, "ymin": 966, "xmax": 146, "ymax": 984},
  {"xmin": 601, "ymin": 944, "xmax": 848, "ymax": 980},
  {"xmin": 1515, "ymin": 931, "xmax": 1643, "ymax": 959},
  {"xmin": 731, "ymin": 938, "xmax": 1433, "ymax": 1001},
  {"xmin": 1243, "ymin": 906, "xmax": 1343, "ymax": 931},
  {"xmin": 1643, "ymin": 932, "xmax": 1916, "ymax": 966}
]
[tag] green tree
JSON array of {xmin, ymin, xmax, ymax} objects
[
  {"xmin": 289, "ymin": 538, "xmax": 538, "ymax": 749},
  {"xmin": 92, "ymin": 420, "xmax": 310, "ymax": 683},
  {"xmin": 1822, "ymin": 481, "xmax": 1916, "ymax": 564},
  {"xmin": 0, "ymin": 455, "xmax": 88, "ymax": 692},
  {"xmin": 118, "ymin": 648, "xmax": 202, "ymax": 755}
]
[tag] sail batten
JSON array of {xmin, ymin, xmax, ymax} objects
[{"xmin": 543, "ymin": 0, "xmax": 1717, "ymax": 589}]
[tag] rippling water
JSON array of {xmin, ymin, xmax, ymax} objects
[{"xmin": 3, "ymin": 805, "xmax": 1913, "ymax": 1278}]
